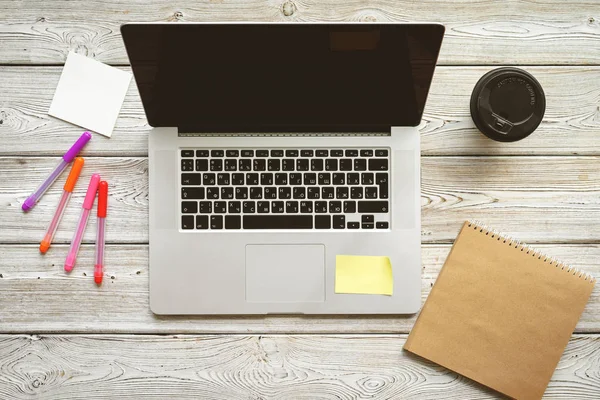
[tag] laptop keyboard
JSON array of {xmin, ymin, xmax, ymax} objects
[{"xmin": 180, "ymin": 148, "xmax": 390, "ymax": 230}]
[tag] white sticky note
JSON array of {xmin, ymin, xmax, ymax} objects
[{"xmin": 49, "ymin": 52, "xmax": 132, "ymax": 137}]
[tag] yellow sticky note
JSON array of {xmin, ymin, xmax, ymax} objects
[{"xmin": 335, "ymin": 255, "xmax": 393, "ymax": 295}]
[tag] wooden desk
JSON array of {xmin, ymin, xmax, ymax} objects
[{"xmin": 1, "ymin": 1, "xmax": 599, "ymax": 398}]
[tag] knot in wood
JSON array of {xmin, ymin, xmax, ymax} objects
[{"xmin": 282, "ymin": 1, "xmax": 296, "ymax": 17}]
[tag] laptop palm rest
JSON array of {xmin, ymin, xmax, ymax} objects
[{"xmin": 245, "ymin": 244, "xmax": 325, "ymax": 303}]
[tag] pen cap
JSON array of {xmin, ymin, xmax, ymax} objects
[
  {"xmin": 63, "ymin": 132, "xmax": 92, "ymax": 163},
  {"xmin": 83, "ymin": 174, "xmax": 101, "ymax": 210},
  {"xmin": 98, "ymin": 181, "xmax": 108, "ymax": 218},
  {"xmin": 63, "ymin": 157, "xmax": 85, "ymax": 192}
]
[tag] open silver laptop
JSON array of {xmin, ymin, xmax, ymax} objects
[{"xmin": 121, "ymin": 23, "xmax": 444, "ymax": 314}]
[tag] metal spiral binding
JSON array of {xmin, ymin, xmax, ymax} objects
[{"xmin": 466, "ymin": 220, "xmax": 596, "ymax": 284}]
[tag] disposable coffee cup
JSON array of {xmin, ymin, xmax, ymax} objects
[{"xmin": 470, "ymin": 67, "xmax": 545, "ymax": 142}]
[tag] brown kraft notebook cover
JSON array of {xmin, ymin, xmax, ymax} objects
[{"xmin": 404, "ymin": 221, "xmax": 595, "ymax": 400}]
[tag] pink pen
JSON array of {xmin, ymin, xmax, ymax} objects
[
  {"xmin": 94, "ymin": 181, "xmax": 108, "ymax": 284},
  {"xmin": 64, "ymin": 173, "xmax": 100, "ymax": 272},
  {"xmin": 22, "ymin": 132, "xmax": 91, "ymax": 212}
]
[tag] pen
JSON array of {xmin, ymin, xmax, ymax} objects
[
  {"xmin": 94, "ymin": 181, "xmax": 108, "ymax": 284},
  {"xmin": 39, "ymin": 157, "xmax": 85, "ymax": 254},
  {"xmin": 64, "ymin": 173, "xmax": 100, "ymax": 272},
  {"xmin": 22, "ymin": 131, "xmax": 91, "ymax": 212}
]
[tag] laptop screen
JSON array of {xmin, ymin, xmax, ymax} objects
[{"xmin": 122, "ymin": 23, "xmax": 444, "ymax": 132}]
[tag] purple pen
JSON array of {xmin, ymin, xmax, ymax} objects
[{"xmin": 22, "ymin": 132, "xmax": 91, "ymax": 212}]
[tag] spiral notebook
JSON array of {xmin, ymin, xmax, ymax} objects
[{"xmin": 404, "ymin": 221, "xmax": 595, "ymax": 400}]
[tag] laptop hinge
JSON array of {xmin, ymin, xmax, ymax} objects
[{"xmin": 177, "ymin": 131, "xmax": 390, "ymax": 137}]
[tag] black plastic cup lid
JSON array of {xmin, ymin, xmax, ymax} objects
[{"xmin": 470, "ymin": 67, "xmax": 545, "ymax": 142}]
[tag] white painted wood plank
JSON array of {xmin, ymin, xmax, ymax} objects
[
  {"xmin": 1, "ymin": 66, "xmax": 599, "ymax": 156},
  {"xmin": 0, "ymin": 244, "xmax": 596, "ymax": 333},
  {"xmin": 0, "ymin": 1, "xmax": 599, "ymax": 65},
  {"xmin": 1, "ymin": 156, "xmax": 598, "ymax": 244},
  {"xmin": 0, "ymin": 334, "xmax": 598, "ymax": 399}
]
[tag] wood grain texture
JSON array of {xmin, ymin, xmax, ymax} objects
[
  {"xmin": 1, "ymin": 66, "xmax": 599, "ymax": 156},
  {"xmin": 0, "ymin": 0, "xmax": 599, "ymax": 65},
  {"xmin": 0, "ymin": 334, "xmax": 598, "ymax": 399},
  {"xmin": 0, "ymin": 244, "xmax": 597, "ymax": 334},
  {"xmin": 1, "ymin": 156, "xmax": 598, "ymax": 244}
]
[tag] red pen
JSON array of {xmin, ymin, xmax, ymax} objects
[{"xmin": 94, "ymin": 181, "xmax": 108, "ymax": 284}]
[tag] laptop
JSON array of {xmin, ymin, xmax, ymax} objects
[{"xmin": 121, "ymin": 23, "xmax": 444, "ymax": 315}]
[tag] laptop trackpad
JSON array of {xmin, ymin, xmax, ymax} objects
[{"xmin": 245, "ymin": 244, "xmax": 325, "ymax": 303}]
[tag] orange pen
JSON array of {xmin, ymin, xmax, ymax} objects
[{"xmin": 40, "ymin": 157, "xmax": 84, "ymax": 254}]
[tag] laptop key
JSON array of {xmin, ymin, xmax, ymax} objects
[
  {"xmin": 289, "ymin": 173, "xmax": 302, "ymax": 185},
  {"xmin": 243, "ymin": 201, "xmax": 255, "ymax": 213},
  {"xmin": 246, "ymin": 173, "xmax": 259, "ymax": 185},
  {"xmin": 347, "ymin": 173, "xmax": 360, "ymax": 185},
  {"xmin": 211, "ymin": 150, "xmax": 224, "ymax": 157},
  {"xmin": 241, "ymin": 150, "xmax": 254, "ymax": 157},
  {"xmin": 182, "ymin": 215, "xmax": 194, "ymax": 229},
  {"xmin": 304, "ymin": 173, "xmax": 317, "ymax": 185},
  {"xmin": 257, "ymin": 201, "xmax": 270, "ymax": 213},
  {"xmin": 307, "ymin": 187, "xmax": 320, "ymax": 199},
  {"xmin": 217, "ymin": 173, "xmax": 230, "ymax": 186},
  {"xmin": 351, "ymin": 187, "xmax": 363, "ymax": 199},
  {"xmin": 199, "ymin": 201, "xmax": 212, "ymax": 214},
  {"xmin": 224, "ymin": 159, "xmax": 237, "ymax": 171},
  {"xmin": 250, "ymin": 187, "xmax": 263, "ymax": 199},
  {"xmin": 196, "ymin": 150, "xmax": 209, "ymax": 157},
  {"xmin": 182, "ymin": 187, "xmax": 204, "ymax": 200},
  {"xmin": 268, "ymin": 159, "xmax": 280, "ymax": 171},
  {"xmin": 181, "ymin": 201, "xmax": 197, "ymax": 214},
  {"xmin": 275, "ymin": 173, "xmax": 288, "ymax": 185},
  {"xmin": 300, "ymin": 201, "xmax": 313, "ymax": 213},
  {"xmin": 368, "ymin": 159, "xmax": 388, "ymax": 171},
  {"xmin": 336, "ymin": 187, "xmax": 349, "ymax": 199},
  {"xmin": 362, "ymin": 223, "xmax": 374, "ymax": 229},
  {"xmin": 225, "ymin": 215, "xmax": 241, "ymax": 229},
  {"xmin": 232, "ymin": 173, "xmax": 244, "ymax": 185},
  {"xmin": 344, "ymin": 201, "xmax": 356, "ymax": 213},
  {"xmin": 278, "ymin": 187, "xmax": 291, "ymax": 199},
  {"xmin": 195, "ymin": 159, "xmax": 208, "ymax": 171},
  {"xmin": 311, "ymin": 159, "xmax": 324, "ymax": 171},
  {"xmin": 332, "ymin": 173, "xmax": 345, "ymax": 185},
  {"xmin": 221, "ymin": 187, "xmax": 234, "ymax": 199},
  {"xmin": 181, "ymin": 173, "xmax": 201, "ymax": 186},
  {"xmin": 361, "ymin": 173, "xmax": 374, "ymax": 185},
  {"xmin": 210, "ymin": 215, "xmax": 223, "ymax": 229},
  {"xmin": 285, "ymin": 150, "xmax": 299, "ymax": 157},
  {"xmin": 202, "ymin": 173, "xmax": 216, "ymax": 185},
  {"xmin": 347, "ymin": 221, "xmax": 360, "ymax": 229},
  {"xmin": 345, "ymin": 149, "xmax": 358, "ymax": 157},
  {"xmin": 253, "ymin": 159, "xmax": 266, "ymax": 171},
  {"xmin": 362, "ymin": 215, "xmax": 374, "ymax": 223},
  {"xmin": 256, "ymin": 150, "xmax": 269, "ymax": 157},
  {"xmin": 316, "ymin": 149, "xmax": 329, "ymax": 157},
  {"xmin": 340, "ymin": 159, "xmax": 353, "ymax": 171},
  {"xmin": 365, "ymin": 187, "xmax": 378, "ymax": 199},
  {"xmin": 181, "ymin": 150, "xmax": 194, "ymax": 158},
  {"xmin": 315, "ymin": 215, "xmax": 331, "ymax": 229},
  {"xmin": 333, "ymin": 215, "xmax": 345, "ymax": 229},
  {"xmin": 239, "ymin": 159, "xmax": 252, "ymax": 171},
  {"xmin": 322, "ymin": 187, "xmax": 334, "ymax": 199},
  {"xmin": 286, "ymin": 201, "xmax": 299, "ymax": 213},
  {"xmin": 260, "ymin": 173, "xmax": 273, "ymax": 185},
  {"xmin": 375, "ymin": 149, "xmax": 388, "ymax": 157},
  {"xmin": 244, "ymin": 215, "xmax": 313, "ymax": 229},
  {"xmin": 206, "ymin": 187, "xmax": 219, "ymax": 199},
  {"xmin": 271, "ymin": 150, "xmax": 284, "ymax": 157},
  {"xmin": 296, "ymin": 159, "xmax": 309, "ymax": 171},
  {"xmin": 376, "ymin": 222, "xmax": 389, "ymax": 229},
  {"xmin": 293, "ymin": 187, "xmax": 306, "ymax": 199},
  {"xmin": 272, "ymin": 201, "xmax": 285, "ymax": 213},
  {"xmin": 325, "ymin": 159, "xmax": 337, "ymax": 171},
  {"xmin": 181, "ymin": 159, "xmax": 194, "ymax": 171},
  {"xmin": 358, "ymin": 201, "xmax": 389, "ymax": 213},
  {"xmin": 226, "ymin": 150, "xmax": 239, "ymax": 157},
  {"xmin": 282, "ymin": 159, "xmax": 295, "ymax": 171},
  {"xmin": 315, "ymin": 201, "xmax": 328, "ymax": 213},
  {"xmin": 329, "ymin": 201, "xmax": 342, "ymax": 213},
  {"xmin": 360, "ymin": 149, "xmax": 373, "ymax": 157},
  {"xmin": 354, "ymin": 159, "xmax": 367, "ymax": 171},
  {"xmin": 228, "ymin": 201, "xmax": 241, "ymax": 213},
  {"xmin": 214, "ymin": 201, "xmax": 227, "ymax": 213},
  {"xmin": 196, "ymin": 215, "xmax": 209, "ymax": 229},
  {"xmin": 235, "ymin": 187, "xmax": 248, "ymax": 199},
  {"xmin": 331, "ymin": 150, "xmax": 343, "ymax": 157},
  {"xmin": 301, "ymin": 149, "xmax": 313, "ymax": 157},
  {"xmin": 264, "ymin": 187, "xmax": 277, "ymax": 199},
  {"xmin": 210, "ymin": 159, "xmax": 223, "ymax": 171}
]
